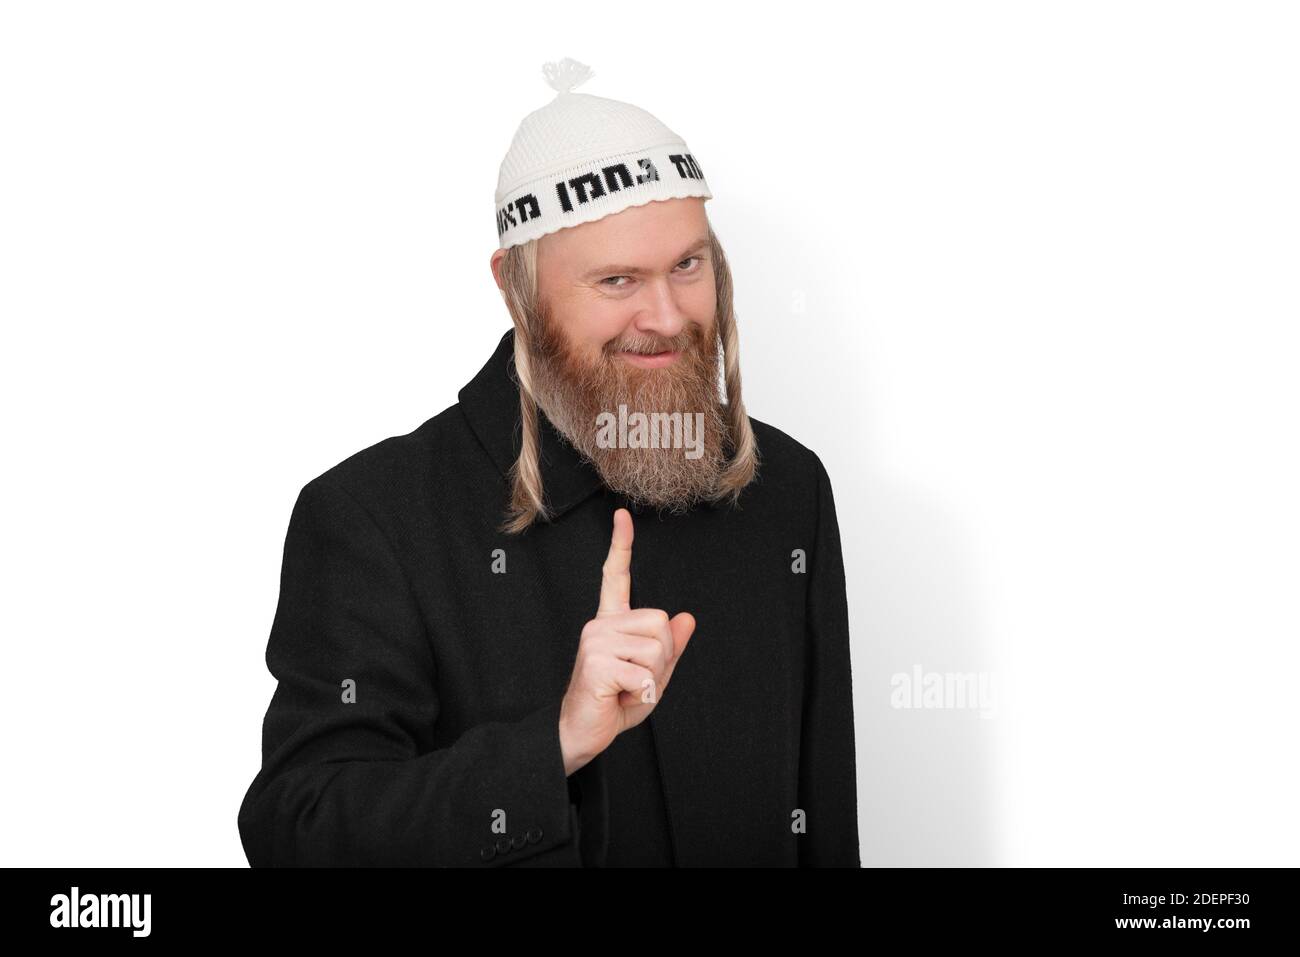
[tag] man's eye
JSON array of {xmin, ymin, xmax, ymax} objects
[{"xmin": 601, "ymin": 258, "xmax": 703, "ymax": 287}]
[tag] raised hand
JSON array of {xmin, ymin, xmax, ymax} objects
[{"xmin": 557, "ymin": 508, "xmax": 696, "ymax": 775}]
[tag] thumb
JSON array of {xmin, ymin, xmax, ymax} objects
[
  {"xmin": 625, "ymin": 613, "xmax": 696, "ymax": 708},
  {"xmin": 669, "ymin": 612, "xmax": 696, "ymax": 660}
]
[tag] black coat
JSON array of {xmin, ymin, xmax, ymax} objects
[{"xmin": 237, "ymin": 329, "xmax": 861, "ymax": 866}]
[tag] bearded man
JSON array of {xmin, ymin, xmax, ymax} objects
[{"xmin": 238, "ymin": 58, "xmax": 860, "ymax": 868}]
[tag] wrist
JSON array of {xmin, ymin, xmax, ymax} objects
[{"xmin": 558, "ymin": 712, "xmax": 594, "ymax": 776}]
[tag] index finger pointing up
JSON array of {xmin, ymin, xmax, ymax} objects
[{"xmin": 598, "ymin": 507, "xmax": 634, "ymax": 617}]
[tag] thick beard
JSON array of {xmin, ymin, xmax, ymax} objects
[{"xmin": 523, "ymin": 302, "xmax": 731, "ymax": 514}]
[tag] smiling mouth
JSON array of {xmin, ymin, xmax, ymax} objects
[{"xmin": 619, "ymin": 349, "xmax": 680, "ymax": 367}]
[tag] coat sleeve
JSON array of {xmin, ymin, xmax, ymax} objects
[
  {"xmin": 798, "ymin": 455, "xmax": 862, "ymax": 867},
  {"xmin": 237, "ymin": 477, "xmax": 582, "ymax": 867}
]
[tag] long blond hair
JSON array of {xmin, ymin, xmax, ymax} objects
[{"xmin": 495, "ymin": 222, "xmax": 760, "ymax": 533}]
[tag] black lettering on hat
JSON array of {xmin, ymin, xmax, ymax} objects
[
  {"xmin": 554, "ymin": 157, "xmax": 668, "ymax": 214},
  {"xmin": 668, "ymin": 153, "xmax": 704, "ymax": 180},
  {"xmin": 496, "ymin": 192, "xmax": 542, "ymax": 237},
  {"xmin": 557, "ymin": 170, "xmax": 604, "ymax": 211},
  {"xmin": 635, "ymin": 157, "xmax": 660, "ymax": 184},
  {"xmin": 602, "ymin": 163, "xmax": 634, "ymax": 193}
]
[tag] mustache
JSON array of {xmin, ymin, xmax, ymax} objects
[{"xmin": 606, "ymin": 327, "xmax": 701, "ymax": 356}]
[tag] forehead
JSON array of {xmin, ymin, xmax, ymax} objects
[{"xmin": 538, "ymin": 197, "xmax": 709, "ymax": 276}]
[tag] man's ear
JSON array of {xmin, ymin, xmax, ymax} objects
[{"xmin": 490, "ymin": 248, "xmax": 507, "ymax": 292}]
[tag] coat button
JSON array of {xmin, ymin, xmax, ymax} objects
[
  {"xmin": 511, "ymin": 833, "xmax": 527, "ymax": 850},
  {"xmin": 525, "ymin": 826, "xmax": 543, "ymax": 844},
  {"xmin": 495, "ymin": 836, "xmax": 513, "ymax": 854},
  {"xmin": 480, "ymin": 845, "xmax": 496, "ymax": 862}
]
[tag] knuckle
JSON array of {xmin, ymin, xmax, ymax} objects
[{"xmin": 648, "ymin": 641, "xmax": 668, "ymax": 670}]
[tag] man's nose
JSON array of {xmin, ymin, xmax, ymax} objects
[{"xmin": 632, "ymin": 280, "xmax": 689, "ymax": 340}]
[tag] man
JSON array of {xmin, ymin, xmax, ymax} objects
[{"xmin": 237, "ymin": 58, "xmax": 860, "ymax": 867}]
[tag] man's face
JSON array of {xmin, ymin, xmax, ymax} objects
[
  {"xmin": 492, "ymin": 197, "xmax": 731, "ymax": 512},
  {"xmin": 534, "ymin": 196, "xmax": 717, "ymax": 371}
]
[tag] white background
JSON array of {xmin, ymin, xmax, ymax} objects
[{"xmin": 2, "ymin": 1, "xmax": 1296, "ymax": 867}]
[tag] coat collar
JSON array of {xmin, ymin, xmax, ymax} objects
[{"xmin": 458, "ymin": 328, "xmax": 606, "ymax": 522}]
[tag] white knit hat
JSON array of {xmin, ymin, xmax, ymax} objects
[{"xmin": 494, "ymin": 58, "xmax": 712, "ymax": 250}]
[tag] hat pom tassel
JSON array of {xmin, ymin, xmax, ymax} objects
[{"xmin": 542, "ymin": 57, "xmax": 594, "ymax": 95}]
